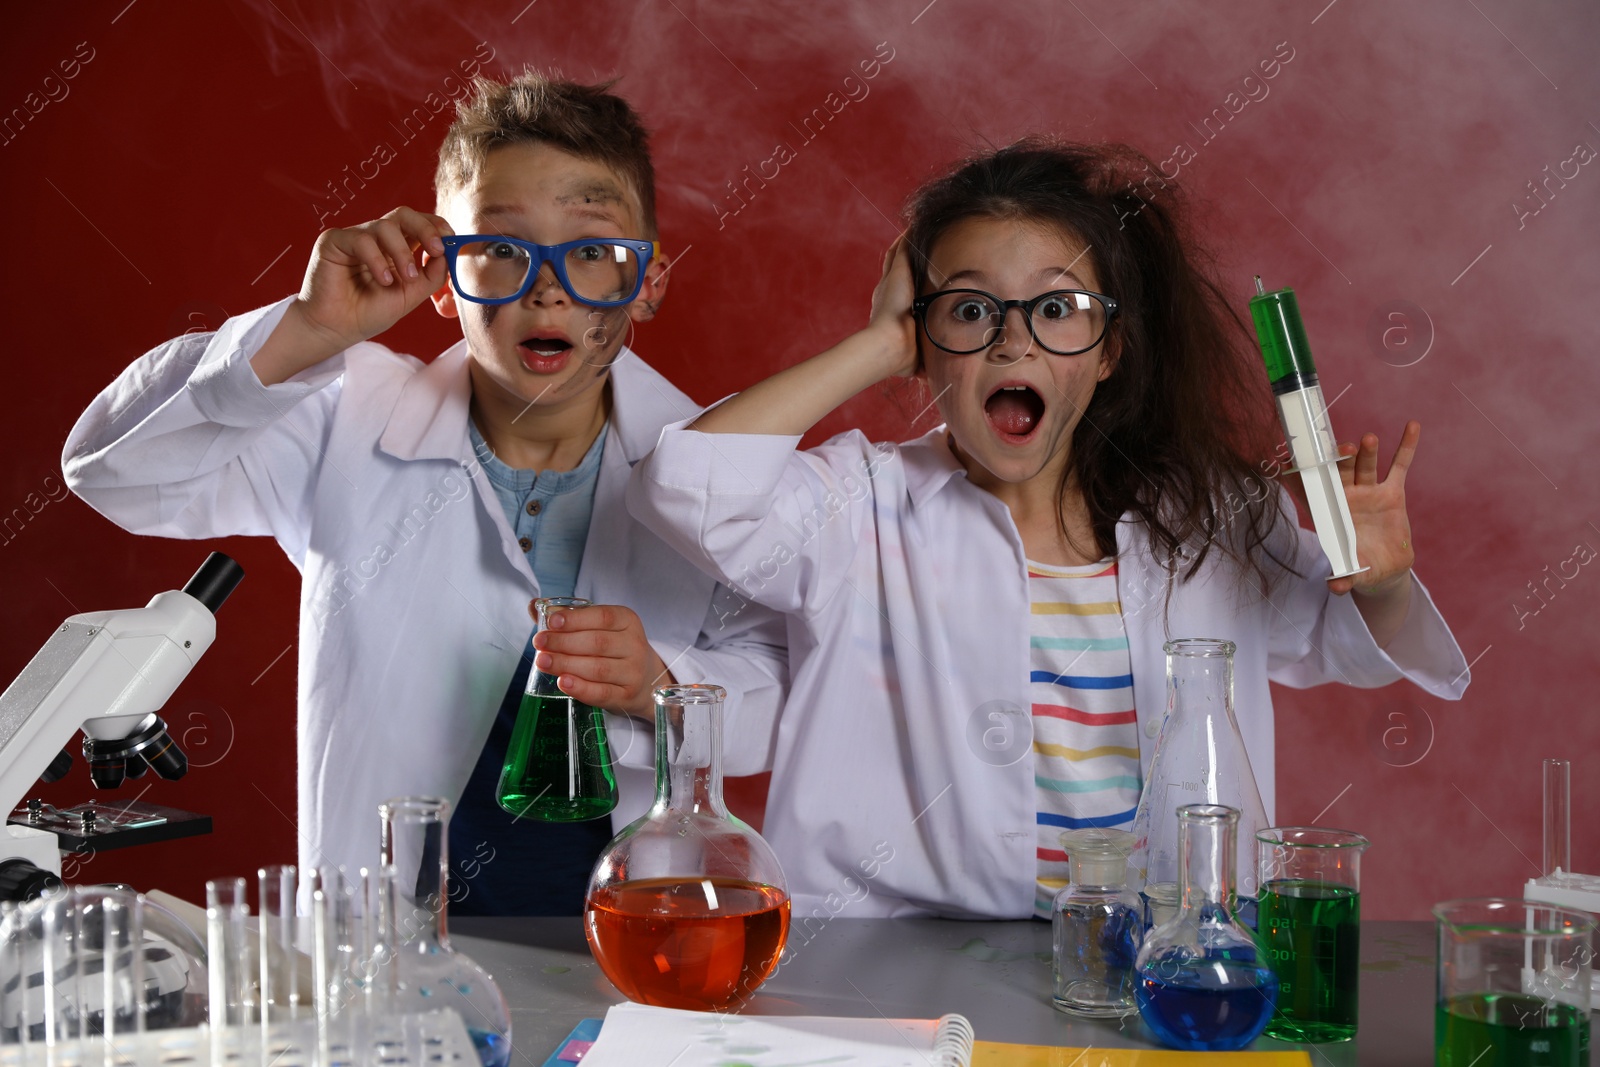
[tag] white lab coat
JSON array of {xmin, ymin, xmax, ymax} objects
[
  {"xmin": 62, "ymin": 298, "xmax": 787, "ymax": 884},
  {"xmin": 627, "ymin": 425, "xmax": 1471, "ymax": 920}
]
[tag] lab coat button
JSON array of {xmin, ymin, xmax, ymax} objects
[
  {"xmin": 526, "ymin": 500, "xmax": 542, "ymax": 516},
  {"xmin": 1144, "ymin": 718, "xmax": 1158, "ymax": 738},
  {"xmin": 518, "ymin": 536, "xmax": 532, "ymax": 552}
]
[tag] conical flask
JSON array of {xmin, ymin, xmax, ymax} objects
[
  {"xmin": 496, "ymin": 596, "xmax": 618, "ymax": 822},
  {"xmin": 378, "ymin": 797, "xmax": 512, "ymax": 1067},
  {"xmin": 1129, "ymin": 639, "xmax": 1269, "ymax": 912},
  {"xmin": 584, "ymin": 684, "xmax": 791, "ymax": 1011}
]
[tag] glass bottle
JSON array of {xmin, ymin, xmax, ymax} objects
[
  {"xmin": 378, "ymin": 797, "xmax": 512, "ymax": 1067},
  {"xmin": 496, "ymin": 597, "xmax": 618, "ymax": 822},
  {"xmin": 584, "ymin": 684, "xmax": 790, "ymax": 1011},
  {"xmin": 1051, "ymin": 828, "xmax": 1143, "ymax": 1017},
  {"xmin": 1129, "ymin": 639, "xmax": 1269, "ymax": 922},
  {"xmin": 1135, "ymin": 804, "xmax": 1278, "ymax": 1051}
]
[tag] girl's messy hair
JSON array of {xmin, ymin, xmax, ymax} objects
[{"xmin": 903, "ymin": 138, "xmax": 1291, "ymax": 587}]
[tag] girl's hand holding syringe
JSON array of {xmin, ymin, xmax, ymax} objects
[{"xmin": 1287, "ymin": 422, "xmax": 1421, "ymax": 646}]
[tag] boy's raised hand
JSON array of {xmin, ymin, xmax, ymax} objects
[
  {"xmin": 530, "ymin": 602, "xmax": 674, "ymax": 721},
  {"xmin": 252, "ymin": 208, "xmax": 452, "ymax": 386}
]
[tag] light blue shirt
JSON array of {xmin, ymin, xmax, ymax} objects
[{"xmin": 468, "ymin": 419, "xmax": 606, "ymax": 598}]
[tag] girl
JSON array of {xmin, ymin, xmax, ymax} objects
[{"xmin": 626, "ymin": 140, "xmax": 1469, "ymax": 920}]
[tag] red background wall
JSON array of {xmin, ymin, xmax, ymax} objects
[{"xmin": 1, "ymin": 0, "xmax": 1596, "ymax": 919}]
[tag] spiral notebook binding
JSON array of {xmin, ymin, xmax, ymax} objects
[{"xmin": 931, "ymin": 1013, "xmax": 975, "ymax": 1066}]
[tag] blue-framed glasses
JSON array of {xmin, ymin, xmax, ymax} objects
[{"xmin": 440, "ymin": 236, "xmax": 660, "ymax": 308}]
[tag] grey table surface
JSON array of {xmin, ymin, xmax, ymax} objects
[{"xmin": 451, "ymin": 917, "xmax": 1530, "ymax": 1067}]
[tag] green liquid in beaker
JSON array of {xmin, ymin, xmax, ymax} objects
[
  {"xmin": 1257, "ymin": 879, "xmax": 1360, "ymax": 1042},
  {"xmin": 496, "ymin": 690, "xmax": 617, "ymax": 822},
  {"xmin": 1435, "ymin": 993, "xmax": 1589, "ymax": 1066}
]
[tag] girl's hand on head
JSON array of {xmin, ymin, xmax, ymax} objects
[
  {"xmin": 529, "ymin": 602, "xmax": 674, "ymax": 721},
  {"xmin": 866, "ymin": 234, "xmax": 919, "ymax": 379},
  {"xmin": 1325, "ymin": 420, "xmax": 1421, "ymax": 598}
]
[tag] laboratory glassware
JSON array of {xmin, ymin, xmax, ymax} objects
[
  {"xmin": 1524, "ymin": 758, "xmax": 1600, "ymax": 1009},
  {"xmin": 1052, "ymin": 828, "xmax": 1143, "ymax": 1018},
  {"xmin": 1248, "ymin": 277, "xmax": 1364, "ymax": 578},
  {"xmin": 1434, "ymin": 898, "xmax": 1592, "ymax": 1066},
  {"xmin": 496, "ymin": 597, "xmax": 618, "ymax": 822},
  {"xmin": 585, "ymin": 684, "xmax": 790, "ymax": 1011},
  {"xmin": 1256, "ymin": 826, "xmax": 1368, "ymax": 1042},
  {"xmin": 378, "ymin": 797, "xmax": 512, "ymax": 1067},
  {"xmin": 1135, "ymin": 804, "xmax": 1278, "ymax": 1051},
  {"xmin": 1129, "ymin": 639, "xmax": 1270, "ymax": 913},
  {"xmin": 0, "ymin": 885, "xmax": 207, "ymax": 1046}
]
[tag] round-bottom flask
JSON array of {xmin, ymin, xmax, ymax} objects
[
  {"xmin": 378, "ymin": 797, "xmax": 512, "ymax": 1067},
  {"xmin": 1135, "ymin": 804, "xmax": 1277, "ymax": 1051},
  {"xmin": 584, "ymin": 685, "xmax": 790, "ymax": 1011},
  {"xmin": 1052, "ymin": 828, "xmax": 1142, "ymax": 1017}
]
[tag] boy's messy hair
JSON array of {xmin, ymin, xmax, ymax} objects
[
  {"xmin": 435, "ymin": 70, "xmax": 657, "ymax": 236},
  {"xmin": 903, "ymin": 138, "xmax": 1291, "ymax": 590}
]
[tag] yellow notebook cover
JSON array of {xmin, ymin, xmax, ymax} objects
[{"xmin": 971, "ymin": 1042, "xmax": 1314, "ymax": 1065}]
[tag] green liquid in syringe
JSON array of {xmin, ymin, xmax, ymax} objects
[
  {"xmin": 1435, "ymin": 993, "xmax": 1590, "ymax": 1065},
  {"xmin": 497, "ymin": 690, "xmax": 617, "ymax": 822},
  {"xmin": 1256, "ymin": 880, "xmax": 1360, "ymax": 1042}
]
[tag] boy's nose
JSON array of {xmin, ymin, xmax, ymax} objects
[{"xmin": 523, "ymin": 263, "xmax": 567, "ymax": 307}]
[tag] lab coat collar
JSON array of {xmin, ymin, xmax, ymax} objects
[
  {"xmin": 899, "ymin": 426, "xmax": 970, "ymax": 509},
  {"xmin": 377, "ymin": 341, "xmax": 684, "ymax": 464}
]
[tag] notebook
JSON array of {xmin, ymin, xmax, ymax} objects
[
  {"xmin": 568, "ymin": 1002, "xmax": 976, "ymax": 1066},
  {"xmin": 548, "ymin": 1005, "xmax": 1316, "ymax": 1065}
]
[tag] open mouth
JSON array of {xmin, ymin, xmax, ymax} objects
[
  {"xmin": 984, "ymin": 383, "xmax": 1046, "ymax": 442},
  {"xmin": 518, "ymin": 332, "xmax": 573, "ymax": 372}
]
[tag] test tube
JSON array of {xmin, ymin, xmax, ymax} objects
[
  {"xmin": 1542, "ymin": 758, "xmax": 1572, "ymax": 881},
  {"xmin": 258, "ymin": 864, "xmax": 301, "ymax": 1024},
  {"xmin": 1248, "ymin": 277, "xmax": 1365, "ymax": 579},
  {"xmin": 206, "ymin": 877, "xmax": 253, "ymax": 1028}
]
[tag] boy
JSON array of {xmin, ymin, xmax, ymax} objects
[{"xmin": 62, "ymin": 72, "xmax": 785, "ymax": 914}]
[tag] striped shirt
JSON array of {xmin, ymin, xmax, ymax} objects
[{"xmin": 1028, "ymin": 558, "xmax": 1140, "ymax": 917}]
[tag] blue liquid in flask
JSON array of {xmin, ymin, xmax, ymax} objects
[
  {"xmin": 467, "ymin": 1027, "xmax": 511, "ymax": 1067},
  {"xmin": 1136, "ymin": 956, "xmax": 1278, "ymax": 1052}
]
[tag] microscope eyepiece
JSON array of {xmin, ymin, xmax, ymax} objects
[{"xmin": 181, "ymin": 552, "xmax": 244, "ymax": 614}]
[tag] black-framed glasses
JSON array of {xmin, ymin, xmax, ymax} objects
[
  {"xmin": 440, "ymin": 235, "xmax": 660, "ymax": 308},
  {"xmin": 911, "ymin": 288, "xmax": 1119, "ymax": 356}
]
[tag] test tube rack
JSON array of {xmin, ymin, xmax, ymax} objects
[{"xmin": 0, "ymin": 1009, "xmax": 480, "ymax": 1067}]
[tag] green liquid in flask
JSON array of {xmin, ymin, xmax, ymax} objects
[
  {"xmin": 496, "ymin": 683, "xmax": 618, "ymax": 822},
  {"xmin": 1435, "ymin": 993, "xmax": 1590, "ymax": 1066},
  {"xmin": 1256, "ymin": 879, "xmax": 1360, "ymax": 1042}
]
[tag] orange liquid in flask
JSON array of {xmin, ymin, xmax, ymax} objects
[{"xmin": 585, "ymin": 876, "xmax": 791, "ymax": 1010}]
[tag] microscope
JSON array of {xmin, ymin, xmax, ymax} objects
[{"xmin": 0, "ymin": 552, "xmax": 243, "ymax": 901}]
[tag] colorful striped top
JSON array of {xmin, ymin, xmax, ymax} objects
[{"xmin": 1028, "ymin": 557, "xmax": 1140, "ymax": 918}]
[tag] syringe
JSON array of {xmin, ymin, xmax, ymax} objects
[{"xmin": 1248, "ymin": 277, "xmax": 1366, "ymax": 580}]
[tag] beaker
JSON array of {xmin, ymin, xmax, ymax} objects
[
  {"xmin": 584, "ymin": 684, "xmax": 790, "ymax": 1011},
  {"xmin": 1052, "ymin": 828, "xmax": 1143, "ymax": 1018},
  {"xmin": 1255, "ymin": 826, "xmax": 1368, "ymax": 1042},
  {"xmin": 1434, "ymin": 898, "xmax": 1592, "ymax": 1066},
  {"xmin": 496, "ymin": 596, "xmax": 618, "ymax": 821},
  {"xmin": 378, "ymin": 796, "xmax": 513, "ymax": 1067},
  {"xmin": 1135, "ymin": 804, "xmax": 1278, "ymax": 1051},
  {"xmin": 1129, "ymin": 640, "xmax": 1270, "ymax": 916}
]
